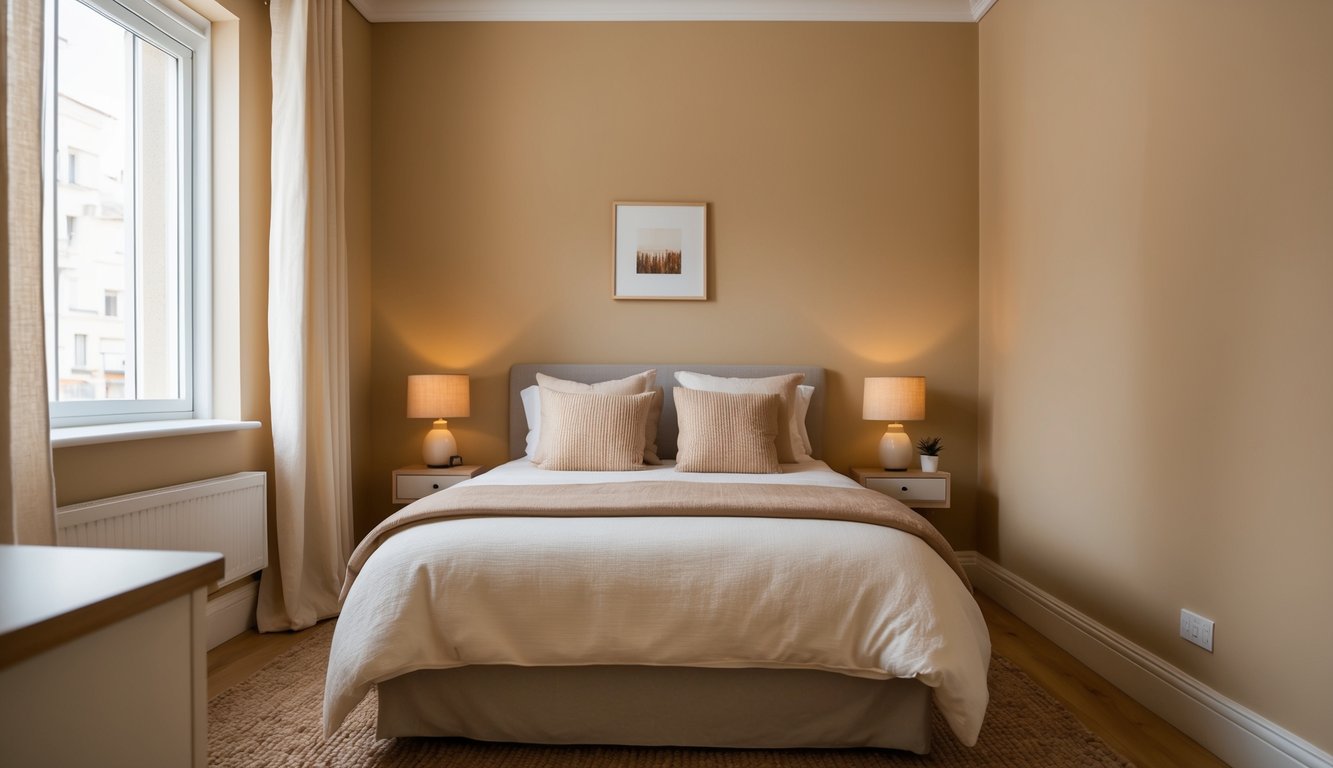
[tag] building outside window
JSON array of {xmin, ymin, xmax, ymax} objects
[
  {"xmin": 73, "ymin": 333, "xmax": 87, "ymax": 368},
  {"xmin": 101, "ymin": 338, "xmax": 126, "ymax": 398}
]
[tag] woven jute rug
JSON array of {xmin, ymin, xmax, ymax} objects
[{"xmin": 209, "ymin": 622, "xmax": 1133, "ymax": 767}]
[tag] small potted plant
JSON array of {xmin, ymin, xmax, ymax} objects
[{"xmin": 916, "ymin": 436, "xmax": 943, "ymax": 472}]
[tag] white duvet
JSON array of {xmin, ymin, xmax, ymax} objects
[{"xmin": 324, "ymin": 460, "xmax": 991, "ymax": 744}]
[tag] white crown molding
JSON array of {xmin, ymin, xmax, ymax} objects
[
  {"xmin": 962, "ymin": 552, "xmax": 1333, "ymax": 768},
  {"xmin": 970, "ymin": 0, "xmax": 998, "ymax": 21},
  {"xmin": 346, "ymin": 0, "xmax": 992, "ymax": 25}
]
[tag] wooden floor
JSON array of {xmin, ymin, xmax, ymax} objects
[
  {"xmin": 208, "ymin": 592, "xmax": 1231, "ymax": 768},
  {"xmin": 207, "ymin": 617, "xmax": 318, "ymax": 700}
]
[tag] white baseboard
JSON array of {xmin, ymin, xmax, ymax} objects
[
  {"xmin": 205, "ymin": 580, "xmax": 258, "ymax": 650},
  {"xmin": 958, "ymin": 551, "xmax": 1331, "ymax": 768}
]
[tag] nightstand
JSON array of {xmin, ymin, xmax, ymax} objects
[
  {"xmin": 851, "ymin": 468, "xmax": 951, "ymax": 510},
  {"xmin": 392, "ymin": 464, "xmax": 482, "ymax": 504}
]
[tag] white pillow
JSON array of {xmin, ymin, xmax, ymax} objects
[
  {"xmin": 521, "ymin": 384, "xmax": 542, "ymax": 457},
  {"xmin": 674, "ymin": 371, "xmax": 805, "ymax": 464},
  {"xmin": 521, "ymin": 370, "xmax": 658, "ymax": 461}
]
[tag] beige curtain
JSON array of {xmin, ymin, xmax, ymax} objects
[
  {"xmin": 258, "ymin": 0, "xmax": 353, "ymax": 631},
  {"xmin": 1, "ymin": 0, "xmax": 57, "ymax": 545}
]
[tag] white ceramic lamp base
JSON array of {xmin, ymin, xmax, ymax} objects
[
  {"xmin": 422, "ymin": 419, "xmax": 459, "ymax": 467},
  {"xmin": 878, "ymin": 424, "xmax": 913, "ymax": 471}
]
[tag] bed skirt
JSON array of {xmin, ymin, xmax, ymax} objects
[{"xmin": 376, "ymin": 664, "xmax": 933, "ymax": 753}]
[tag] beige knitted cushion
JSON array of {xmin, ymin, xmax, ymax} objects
[
  {"xmin": 639, "ymin": 388, "xmax": 664, "ymax": 464},
  {"xmin": 535, "ymin": 371, "xmax": 662, "ymax": 464},
  {"xmin": 674, "ymin": 371, "xmax": 805, "ymax": 463},
  {"xmin": 674, "ymin": 388, "xmax": 782, "ymax": 474},
  {"xmin": 534, "ymin": 389, "xmax": 654, "ymax": 471},
  {"xmin": 535, "ymin": 370, "xmax": 654, "ymax": 395}
]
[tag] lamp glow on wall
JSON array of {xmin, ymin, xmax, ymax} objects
[
  {"xmin": 407, "ymin": 374, "xmax": 470, "ymax": 467},
  {"xmin": 863, "ymin": 376, "xmax": 925, "ymax": 471}
]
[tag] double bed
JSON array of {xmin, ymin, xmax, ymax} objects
[{"xmin": 323, "ymin": 364, "xmax": 990, "ymax": 753}]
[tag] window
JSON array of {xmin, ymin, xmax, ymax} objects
[
  {"xmin": 101, "ymin": 338, "xmax": 126, "ymax": 398},
  {"xmin": 73, "ymin": 333, "xmax": 88, "ymax": 367},
  {"xmin": 44, "ymin": 0, "xmax": 208, "ymax": 426},
  {"xmin": 101, "ymin": 338, "xmax": 126, "ymax": 372}
]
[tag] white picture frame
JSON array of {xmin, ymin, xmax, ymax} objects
[{"xmin": 612, "ymin": 201, "xmax": 708, "ymax": 300}]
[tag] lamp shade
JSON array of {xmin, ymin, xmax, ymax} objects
[
  {"xmin": 406, "ymin": 374, "xmax": 471, "ymax": 419},
  {"xmin": 862, "ymin": 376, "xmax": 925, "ymax": 422}
]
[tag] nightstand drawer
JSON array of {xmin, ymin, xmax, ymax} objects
[
  {"xmin": 394, "ymin": 473, "xmax": 469, "ymax": 501},
  {"xmin": 392, "ymin": 465, "xmax": 482, "ymax": 504},
  {"xmin": 865, "ymin": 476, "xmax": 948, "ymax": 503}
]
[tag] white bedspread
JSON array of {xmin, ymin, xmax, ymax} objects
[{"xmin": 324, "ymin": 460, "xmax": 991, "ymax": 744}]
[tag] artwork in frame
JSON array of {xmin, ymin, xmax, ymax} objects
[{"xmin": 613, "ymin": 202, "xmax": 708, "ymax": 300}]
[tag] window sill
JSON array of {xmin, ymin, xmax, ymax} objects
[{"xmin": 51, "ymin": 419, "xmax": 262, "ymax": 448}]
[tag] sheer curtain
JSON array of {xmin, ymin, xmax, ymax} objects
[
  {"xmin": 1, "ymin": 0, "xmax": 57, "ymax": 545},
  {"xmin": 258, "ymin": 0, "xmax": 353, "ymax": 631}
]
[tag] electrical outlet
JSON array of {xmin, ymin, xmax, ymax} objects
[{"xmin": 1180, "ymin": 609, "xmax": 1214, "ymax": 652}]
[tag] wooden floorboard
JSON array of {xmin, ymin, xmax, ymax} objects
[
  {"xmin": 975, "ymin": 592, "xmax": 1230, "ymax": 768},
  {"xmin": 208, "ymin": 595, "xmax": 1232, "ymax": 767}
]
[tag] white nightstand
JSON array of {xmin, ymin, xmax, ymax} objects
[
  {"xmin": 392, "ymin": 464, "xmax": 482, "ymax": 504},
  {"xmin": 851, "ymin": 468, "xmax": 951, "ymax": 510}
]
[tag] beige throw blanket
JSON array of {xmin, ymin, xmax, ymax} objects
[{"xmin": 342, "ymin": 480, "xmax": 969, "ymax": 601}]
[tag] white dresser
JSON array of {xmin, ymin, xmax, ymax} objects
[{"xmin": 0, "ymin": 545, "xmax": 223, "ymax": 768}]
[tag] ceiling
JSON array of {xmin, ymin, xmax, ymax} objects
[{"xmin": 347, "ymin": 0, "xmax": 998, "ymax": 24}]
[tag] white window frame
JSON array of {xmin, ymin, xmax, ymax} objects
[{"xmin": 44, "ymin": 0, "xmax": 212, "ymax": 428}]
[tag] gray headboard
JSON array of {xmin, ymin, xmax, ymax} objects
[{"xmin": 509, "ymin": 364, "xmax": 826, "ymax": 461}]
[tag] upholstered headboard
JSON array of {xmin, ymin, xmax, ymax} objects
[{"xmin": 509, "ymin": 364, "xmax": 826, "ymax": 461}]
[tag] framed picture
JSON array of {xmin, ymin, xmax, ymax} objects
[{"xmin": 612, "ymin": 201, "xmax": 708, "ymax": 300}]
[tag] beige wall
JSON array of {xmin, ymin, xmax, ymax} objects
[
  {"xmin": 979, "ymin": 0, "xmax": 1333, "ymax": 752},
  {"xmin": 366, "ymin": 22, "xmax": 980, "ymax": 543},
  {"xmin": 52, "ymin": 0, "xmax": 272, "ymax": 507},
  {"xmin": 343, "ymin": 2, "xmax": 376, "ymax": 540}
]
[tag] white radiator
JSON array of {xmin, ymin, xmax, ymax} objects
[{"xmin": 56, "ymin": 471, "xmax": 268, "ymax": 588}]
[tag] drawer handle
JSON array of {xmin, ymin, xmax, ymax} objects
[
  {"xmin": 432, "ymin": 483, "xmax": 440, "ymax": 490},
  {"xmin": 901, "ymin": 486, "xmax": 909, "ymax": 492}
]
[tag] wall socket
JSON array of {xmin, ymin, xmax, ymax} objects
[{"xmin": 1180, "ymin": 608, "xmax": 1215, "ymax": 652}]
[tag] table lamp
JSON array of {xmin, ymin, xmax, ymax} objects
[
  {"xmin": 406, "ymin": 374, "xmax": 470, "ymax": 467},
  {"xmin": 863, "ymin": 376, "xmax": 925, "ymax": 471}
]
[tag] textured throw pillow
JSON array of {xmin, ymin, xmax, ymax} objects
[
  {"xmin": 534, "ymin": 389, "xmax": 654, "ymax": 471},
  {"xmin": 524, "ymin": 370, "xmax": 661, "ymax": 463},
  {"xmin": 673, "ymin": 371, "xmax": 805, "ymax": 463},
  {"xmin": 794, "ymin": 384, "xmax": 815, "ymax": 460},
  {"xmin": 642, "ymin": 388, "xmax": 664, "ymax": 464},
  {"xmin": 674, "ymin": 388, "xmax": 781, "ymax": 474},
  {"xmin": 535, "ymin": 370, "xmax": 655, "ymax": 395}
]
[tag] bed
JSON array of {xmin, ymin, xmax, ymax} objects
[{"xmin": 323, "ymin": 364, "xmax": 990, "ymax": 753}]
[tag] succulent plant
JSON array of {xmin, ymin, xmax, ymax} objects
[{"xmin": 916, "ymin": 436, "xmax": 944, "ymax": 456}]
